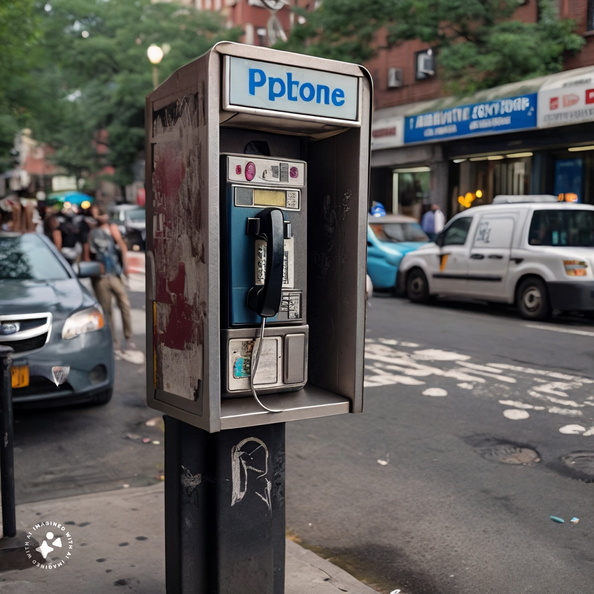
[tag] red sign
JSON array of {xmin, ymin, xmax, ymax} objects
[
  {"xmin": 562, "ymin": 94, "xmax": 579, "ymax": 107},
  {"xmin": 549, "ymin": 96, "xmax": 559, "ymax": 110},
  {"xmin": 586, "ymin": 89, "xmax": 594, "ymax": 105}
]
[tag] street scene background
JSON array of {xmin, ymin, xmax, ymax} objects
[{"xmin": 11, "ymin": 259, "xmax": 594, "ymax": 594}]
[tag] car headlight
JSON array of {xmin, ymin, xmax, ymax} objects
[
  {"xmin": 62, "ymin": 307, "xmax": 106, "ymax": 340},
  {"xmin": 563, "ymin": 260, "xmax": 588, "ymax": 277}
]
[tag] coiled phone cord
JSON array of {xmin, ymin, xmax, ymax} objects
[{"xmin": 249, "ymin": 317, "xmax": 297, "ymax": 414}]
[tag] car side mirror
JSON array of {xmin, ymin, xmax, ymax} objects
[{"xmin": 76, "ymin": 261, "xmax": 101, "ymax": 278}]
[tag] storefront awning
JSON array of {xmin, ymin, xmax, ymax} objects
[
  {"xmin": 537, "ymin": 66, "xmax": 594, "ymax": 128},
  {"xmin": 372, "ymin": 66, "xmax": 594, "ymax": 150}
]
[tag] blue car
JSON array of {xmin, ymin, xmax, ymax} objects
[{"xmin": 367, "ymin": 214, "xmax": 430, "ymax": 291}]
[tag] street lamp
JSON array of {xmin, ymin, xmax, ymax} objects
[{"xmin": 147, "ymin": 44, "xmax": 164, "ymax": 88}]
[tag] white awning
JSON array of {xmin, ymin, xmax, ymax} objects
[
  {"xmin": 537, "ymin": 66, "xmax": 594, "ymax": 128},
  {"xmin": 373, "ymin": 65, "xmax": 594, "ymax": 150}
]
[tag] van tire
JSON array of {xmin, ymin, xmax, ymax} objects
[
  {"xmin": 517, "ymin": 277, "xmax": 550, "ymax": 320},
  {"xmin": 406, "ymin": 268, "xmax": 430, "ymax": 303}
]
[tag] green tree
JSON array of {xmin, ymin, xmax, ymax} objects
[
  {"xmin": 27, "ymin": 0, "xmax": 241, "ymax": 188},
  {"xmin": 280, "ymin": 0, "xmax": 584, "ymax": 94},
  {"xmin": 0, "ymin": 0, "xmax": 39, "ymax": 170}
]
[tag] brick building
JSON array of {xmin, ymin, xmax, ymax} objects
[
  {"xmin": 192, "ymin": 0, "xmax": 594, "ymax": 219},
  {"xmin": 367, "ymin": 0, "xmax": 594, "ymax": 220},
  {"xmin": 186, "ymin": 0, "xmax": 298, "ymax": 47}
]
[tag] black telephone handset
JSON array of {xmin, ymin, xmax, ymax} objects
[{"xmin": 246, "ymin": 208, "xmax": 290, "ymax": 318}]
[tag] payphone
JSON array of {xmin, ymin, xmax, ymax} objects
[
  {"xmin": 220, "ymin": 153, "xmax": 308, "ymax": 399},
  {"xmin": 146, "ymin": 42, "xmax": 372, "ymax": 432}
]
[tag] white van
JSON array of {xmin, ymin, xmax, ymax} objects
[{"xmin": 398, "ymin": 198, "xmax": 594, "ymax": 320}]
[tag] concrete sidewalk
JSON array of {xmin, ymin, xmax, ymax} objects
[{"xmin": 0, "ymin": 483, "xmax": 379, "ymax": 593}]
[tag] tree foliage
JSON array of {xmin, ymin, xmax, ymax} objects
[
  {"xmin": 4, "ymin": 0, "xmax": 241, "ymax": 187},
  {"xmin": 0, "ymin": 0, "xmax": 39, "ymax": 169},
  {"xmin": 279, "ymin": 0, "xmax": 585, "ymax": 94}
]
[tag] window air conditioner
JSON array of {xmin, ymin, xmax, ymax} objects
[
  {"xmin": 418, "ymin": 54, "xmax": 434, "ymax": 77},
  {"xmin": 387, "ymin": 68, "xmax": 403, "ymax": 89}
]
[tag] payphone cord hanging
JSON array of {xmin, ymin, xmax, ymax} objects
[{"xmin": 249, "ymin": 317, "xmax": 297, "ymax": 414}]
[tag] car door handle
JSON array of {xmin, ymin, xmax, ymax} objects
[
  {"xmin": 470, "ymin": 253, "xmax": 484, "ymax": 259},
  {"xmin": 488, "ymin": 254, "xmax": 504, "ymax": 259}
]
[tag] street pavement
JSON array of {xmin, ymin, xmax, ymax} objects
[
  {"xmin": 0, "ymin": 252, "xmax": 380, "ymax": 593},
  {"xmin": 0, "ymin": 483, "xmax": 379, "ymax": 593}
]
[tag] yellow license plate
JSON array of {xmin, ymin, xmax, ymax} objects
[{"xmin": 11, "ymin": 365, "xmax": 30, "ymax": 388}]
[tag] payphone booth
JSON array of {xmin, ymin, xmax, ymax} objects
[
  {"xmin": 145, "ymin": 42, "xmax": 372, "ymax": 593},
  {"xmin": 146, "ymin": 42, "xmax": 372, "ymax": 432}
]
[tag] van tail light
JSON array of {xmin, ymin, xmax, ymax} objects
[{"xmin": 563, "ymin": 260, "xmax": 588, "ymax": 276}]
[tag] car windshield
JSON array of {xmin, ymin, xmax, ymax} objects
[
  {"xmin": 528, "ymin": 209, "xmax": 594, "ymax": 247},
  {"xmin": 126, "ymin": 209, "xmax": 145, "ymax": 222},
  {"xmin": 0, "ymin": 234, "xmax": 70, "ymax": 280},
  {"xmin": 370, "ymin": 221, "xmax": 428, "ymax": 243}
]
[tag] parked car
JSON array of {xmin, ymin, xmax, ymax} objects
[
  {"xmin": 107, "ymin": 204, "xmax": 146, "ymax": 251},
  {"xmin": 367, "ymin": 213, "xmax": 430, "ymax": 290},
  {"xmin": 398, "ymin": 197, "xmax": 594, "ymax": 320},
  {"xmin": 0, "ymin": 231, "xmax": 114, "ymax": 406}
]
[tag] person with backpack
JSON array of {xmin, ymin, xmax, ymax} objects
[
  {"xmin": 85, "ymin": 205, "xmax": 135, "ymax": 353},
  {"xmin": 55, "ymin": 205, "xmax": 84, "ymax": 264}
]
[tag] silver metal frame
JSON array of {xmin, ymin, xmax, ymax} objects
[{"xmin": 146, "ymin": 42, "xmax": 372, "ymax": 431}]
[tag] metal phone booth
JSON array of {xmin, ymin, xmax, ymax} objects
[
  {"xmin": 145, "ymin": 42, "xmax": 372, "ymax": 593},
  {"xmin": 146, "ymin": 42, "xmax": 372, "ymax": 432}
]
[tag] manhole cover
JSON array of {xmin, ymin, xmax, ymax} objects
[
  {"xmin": 475, "ymin": 442, "xmax": 540, "ymax": 465},
  {"xmin": 561, "ymin": 452, "xmax": 594, "ymax": 480}
]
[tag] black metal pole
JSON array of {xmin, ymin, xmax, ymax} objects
[
  {"xmin": 0, "ymin": 346, "xmax": 16, "ymax": 539},
  {"xmin": 165, "ymin": 416, "xmax": 286, "ymax": 593}
]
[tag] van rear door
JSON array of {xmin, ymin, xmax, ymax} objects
[{"xmin": 465, "ymin": 213, "xmax": 515, "ymax": 299}]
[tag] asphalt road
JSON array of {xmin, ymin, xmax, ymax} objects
[
  {"xmin": 286, "ymin": 293, "xmax": 594, "ymax": 594},
  {"xmin": 10, "ymin": 268, "xmax": 594, "ymax": 593},
  {"xmin": 12, "ymin": 272, "xmax": 163, "ymax": 504}
]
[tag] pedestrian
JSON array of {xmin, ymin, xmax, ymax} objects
[
  {"xmin": 55, "ymin": 205, "xmax": 84, "ymax": 265},
  {"xmin": 85, "ymin": 205, "xmax": 136, "ymax": 353},
  {"xmin": 42, "ymin": 203, "xmax": 62, "ymax": 244},
  {"xmin": 421, "ymin": 203, "xmax": 445, "ymax": 241},
  {"xmin": 0, "ymin": 194, "xmax": 37, "ymax": 233},
  {"xmin": 79, "ymin": 204, "xmax": 100, "ymax": 261}
]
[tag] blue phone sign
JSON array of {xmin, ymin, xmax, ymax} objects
[{"xmin": 225, "ymin": 56, "xmax": 359, "ymax": 122}]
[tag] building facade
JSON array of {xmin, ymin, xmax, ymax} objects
[
  {"xmin": 368, "ymin": 0, "xmax": 594, "ymax": 221},
  {"xmin": 193, "ymin": 0, "xmax": 594, "ymax": 221},
  {"xmin": 185, "ymin": 0, "xmax": 298, "ymax": 47}
]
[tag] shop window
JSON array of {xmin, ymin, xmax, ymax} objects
[
  {"xmin": 554, "ymin": 158, "xmax": 583, "ymax": 202},
  {"xmin": 453, "ymin": 156, "xmax": 531, "ymax": 212},
  {"xmin": 393, "ymin": 167, "xmax": 430, "ymax": 220}
]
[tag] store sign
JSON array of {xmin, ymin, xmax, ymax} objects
[
  {"xmin": 537, "ymin": 69, "xmax": 594, "ymax": 128},
  {"xmin": 224, "ymin": 56, "xmax": 360, "ymax": 123},
  {"xmin": 404, "ymin": 93, "xmax": 537, "ymax": 144},
  {"xmin": 371, "ymin": 116, "xmax": 404, "ymax": 149}
]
